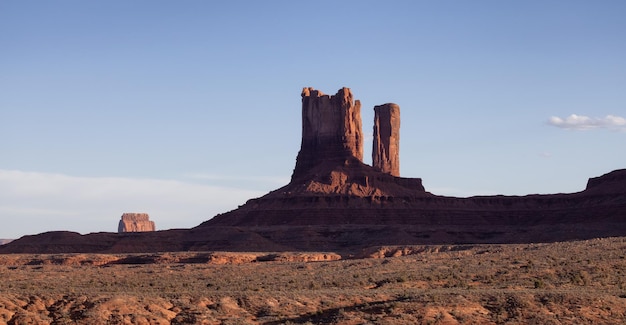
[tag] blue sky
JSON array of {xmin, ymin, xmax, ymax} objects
[{"xmin": 1, "ymin": 1, "xmax": 625, "ymax": 238}]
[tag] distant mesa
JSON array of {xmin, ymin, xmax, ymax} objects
[{"xmin": 118, "ymin": 213, "xmax": 156, "ymax": 233}]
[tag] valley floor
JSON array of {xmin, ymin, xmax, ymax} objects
[{"xmin": 1, "ymin": 237, "xmax": 626, "ymax": 324}]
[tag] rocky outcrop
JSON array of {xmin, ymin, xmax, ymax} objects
[
  {"xmin": 118, "ymin": 213, "xmax": 155, "ymax": 233},
  {"xmin": 292, "ymin": 87, "xmax": 363, "ymax": 181},
  {"xmin": 373, "ymin": 103, "xmax": 400, "ymax": 176}
]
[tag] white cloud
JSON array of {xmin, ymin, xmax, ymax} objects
[
  {"xmin": 548, "ymin": 114, "xmax": 626, "ymax": 131},
  {"xmin": 0, "ymin": 170, "xmax": 265, "ymax": 238},
  {"xmin": 538, "ymin": 152, "xmax": 552, "ymax": 158}
]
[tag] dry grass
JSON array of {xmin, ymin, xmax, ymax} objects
[{"xmin": 2, "ymin": 237, "xmax": 626, "ymax": 324}]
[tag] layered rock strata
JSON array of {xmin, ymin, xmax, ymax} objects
[
  {"xmin": 118, "ymin": 213, "xmax": 155, "ymax": 233},
  {"xmin": 202, "ymin": 169, "xmax": 626, "ymax": 227},
  {"xmin": 373, "ymin": 103, "xmax": 400, "ymax": 176}
]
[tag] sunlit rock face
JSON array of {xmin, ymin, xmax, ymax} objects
[
  {"xmin": 118, "ymin": 213, "xmax": 155, "ymax": 233},
  {"xmin": 373, "ymin": 103, "xmax": 400, "ymax": 177},
  {"xmin": 292, "ymin": 87, "xmax": 363, "ymax": 181}
]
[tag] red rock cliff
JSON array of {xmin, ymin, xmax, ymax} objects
[{"xmin": 292, "ymin": 87, "xmax": 363, "ymax": 181}]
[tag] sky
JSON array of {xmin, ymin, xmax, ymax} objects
[{"xmin": 1, "ymin": 1, "xmax": 625, "ymax": 239}]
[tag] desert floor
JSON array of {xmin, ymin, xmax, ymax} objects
[{"xmin": 1, "ymin": 237, "xmax": 626, "ymax": 324}]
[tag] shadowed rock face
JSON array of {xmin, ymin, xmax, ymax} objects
[
  {"xmin": 118, "ymin": 213, "xmax": 155, "ymax": 233},
  {"xmin": 373, "ymin": 103, "xmax": 400, "ymax": 176},
  {"xmin": 585, "ymin": 169, "xmax": 626, "ymax": 195}
]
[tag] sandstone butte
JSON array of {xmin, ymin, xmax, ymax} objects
[
  {"xmin": 1, "ymin": 87, "xmax": 625, "ymax": 254},
  {"xmin": 117, "ymin": 213, "xmax": 156, "ymax": 233}
]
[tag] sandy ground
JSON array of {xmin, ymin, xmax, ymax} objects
[{"xmin": 1, "ymin": 237, "xmax": 626, "ymax": 324}]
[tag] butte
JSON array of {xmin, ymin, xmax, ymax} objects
[{"xmin": 2, "ymin": 87, "xmax": 625, "ymax": 253}]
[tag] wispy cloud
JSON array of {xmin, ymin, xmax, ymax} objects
[
  {"xmin": 548, "ymin": 114, "xmax": 626, "ymax": 131},
  {"xmin": 183, "ymin": 173, "xmax": 290, "ymax": 186},
  {"xmin": 538, "ymin": 152, "xmax": 552, "ymax": 158},
  {"xmin": 0, "ymin": 170, "xmax": 265, "ymax": 238}
]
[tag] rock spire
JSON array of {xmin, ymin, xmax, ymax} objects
[
  {"xmin": 373, "ymin": 103, "xmax": 400, "ymax": 176},
  {"xmin": 292, "ymin": 87, "xmax": 363, "ymax": 180}
]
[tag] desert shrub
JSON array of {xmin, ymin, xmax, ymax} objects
[{"xmin": 534, "ymin": 279, "xmax": 545, "ymax": 289}]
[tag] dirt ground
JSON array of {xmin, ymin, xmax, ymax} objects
[{"xmin": 1, "ymin": 237, "xmax": 626, "ymax": 324}]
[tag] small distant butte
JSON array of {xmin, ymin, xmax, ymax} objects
[
  {"xmin": 118, "ymin": 213, "xmax": 156, "ymax": 233},
  {"xmin": 2, "ymin": 87, "xmax": 625, "ymax": 254}
]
